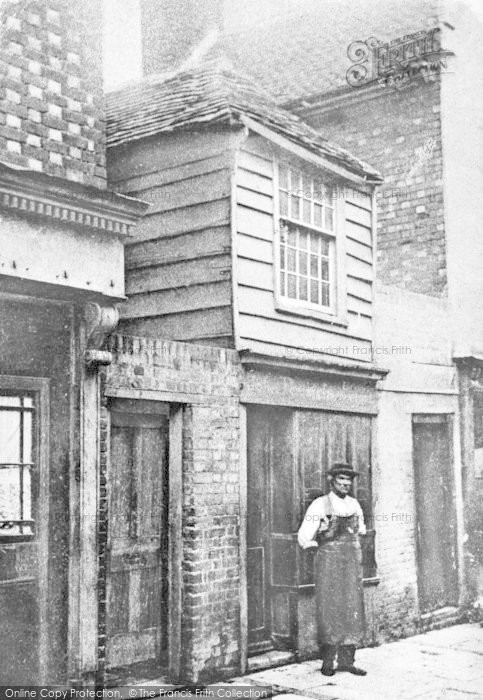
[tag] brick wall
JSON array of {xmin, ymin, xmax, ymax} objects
[
  {"xmin": 303, "ymin": 80, "xmax": 446, "ymax": 296},
  {"xmin": 96, "ymin": 374, "xmax": 109, "ymax": 682},
  {"xmin": 0, "ymin": 0, "xmax": 106, "ymax": 187},
  {"xmin": 105, "ymin": 334, "xmax": 242, "ymax": 682}
]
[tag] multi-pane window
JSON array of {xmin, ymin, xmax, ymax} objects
[
  {"xmin": 280, "ymin": 224, "xmax": 331, "ymax": 306},
  {"xmin": 0, "ymin": 393, "xmax": 35, "ymax": 538},
  {"xmin": 278, "ymin": 164, "xmax": 336, "ymax": 311},
  {"xmin": 279, "ymin": 164, "xmax": 335, "ymax": 232}
]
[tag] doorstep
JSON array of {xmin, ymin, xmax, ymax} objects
[
  {"xmin": 248, "ymin": 650, "xmax": 296, "ymax": 673},
  {"xmin": 419, "ymin": 605, "xmax": 462, "ymax": 633}
]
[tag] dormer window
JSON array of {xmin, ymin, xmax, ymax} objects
[{"xmin": 275, "ymin": 162, "xmax": 345, "ymax": 323}]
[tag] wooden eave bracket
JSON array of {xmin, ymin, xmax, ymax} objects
[{"xmin": 84, "ymin": 302, "xmax": 119, "ymax": 368}]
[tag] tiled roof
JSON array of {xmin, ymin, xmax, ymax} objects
[
  {"xmin": 222, "ymin": 0, "xmax": 442, "ymax": 105},
  {"xmin": 106, "ymin": 62, "xmax": 382, "ymax": 182}
]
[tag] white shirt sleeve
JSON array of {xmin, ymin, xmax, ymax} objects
[
  {"xmin": 356, "ymin": 500, "xmax": 367, "ymax": 535},
  {"xmin": 297, "ymin": 498, "xmax": 327, "ymax": 549}
]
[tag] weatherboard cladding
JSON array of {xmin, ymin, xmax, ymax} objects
[{"xmin": 106, "ymin": 63, "xmax": 381, "ymax": 182}]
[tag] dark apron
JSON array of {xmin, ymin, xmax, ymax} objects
[{"xmin": 315, "ymin": 510, "xmax": 366, "ymax": 646}]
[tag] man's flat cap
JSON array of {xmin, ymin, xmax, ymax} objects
[{"xmin": 328, "ymin": 462, "xmax": 359, "ymax": 478}]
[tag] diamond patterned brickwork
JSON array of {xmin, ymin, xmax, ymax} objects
[{"xmin": 0, "ymin": 0, "xmax": 106, "ymax": 188}]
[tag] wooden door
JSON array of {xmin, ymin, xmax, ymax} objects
[
  {"xmin": 412, "ymin": 415, "xmax": 458, "ymax": 614},
  {"xmin": 247, "ymin": 406, "xmax": 298, "ymax": 653},
  {"xmin": 246, "ymin": 405, "xmax": 374, "ymax": 654},
  {"xmin": 106, "ymin": 401, "xmax": 169, "ymax": 674}
]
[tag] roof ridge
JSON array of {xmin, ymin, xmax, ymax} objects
[{"xmin": 106, "ymin": 59, "xmax": 381, "ymax": 182}]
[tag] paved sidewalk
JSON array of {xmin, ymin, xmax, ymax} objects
[{"xmin": 227, "ymin": 623, "xmax": 483, "ymax": 700}]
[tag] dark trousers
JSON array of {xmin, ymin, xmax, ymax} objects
[{"xmin": 321, "ymin": 644, "xmax": 356, "ymax": 666}]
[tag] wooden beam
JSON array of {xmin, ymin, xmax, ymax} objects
[
  {"xmin": 168, "ymin": 405, "xmax": 183, "ymax": 681},
  {"xmin": 240, "ymin": 116, "xmax": 376, "ymax": 188},
  {"xmin": 238, "ymin": 405, "xmax": 248, "ymax": 674},
  {"xmin": 78, "ymin": 366, "xmax": 100, "ymax": 681}
]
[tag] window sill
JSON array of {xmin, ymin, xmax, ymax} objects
[
  {"xmin": 0, "ymin": 535, "xmax": 35, "ymax": 544},
  {"xmin": 274, "ymin": 296, "xmax": 348, "ymax": 328}
]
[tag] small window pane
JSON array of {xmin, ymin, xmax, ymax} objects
[
  {"xmin": 23, "ymin": 397, "xmax": 33, "ymax": 408},
  {"xmin": 299, "ymin": 277, "xmax": 308, "ymax": 300},
  {"xmin": 23, "ymin": 467, "xmax": 32, "ymax": 528},
  {"xmin": 314, "ymin": 203, "xmax": 323, "ymax": 227},
  {"xmin": 0, "ymin": 411, "xmax": 20, "ymax": 463},
  {"xmin": 0, "ymin": 396, "xmax": 21, "ymax": 407},
  {"xmin": 320, "ymin": 238, "xmax": 330, "ymax": 256},
  {"xmin": 280, "ymin": 246, "xmax": 286, "ymax": 269},
  {"xmin": 288, "ymin": 228, "xmax": 297, "ymax": 247},
  {"xmin": 299, "ymin": 230, "xmax": 308, "ymax": 250},
  {"xmin": 310, "ymin": 254, "xmax": 319, "ymax": 277},
  {"xmin": 321, "ymin": 283, "xmax": 330, "ymax": 307},
  {"xmin": 0, "ymin": 466, "xmax": 21, "ymax": 525},
  {"xmin": 299, "ymin": 251, "xmax": 308, "ymax": 275},
  {"xmin": 310, "ymin": 280, "xmax": 319, "ymax": 304},
  {"xmin": 280, "ymin": 271, "xmax": 285, "ymax": 293},
  {"xmin": 23, "ymin": 412, "xmax": 32, "ymax": 463},
  {"xmin": 291, "ymin": 196, "xmax": 300, "ymax": 220},
  {"xmin": 292, "ymin": 170, "xmax": 301, "ymax": 191},
  {"xmin": 279, "ymin": 164, "xmax": 289, "ymax": 190},
  {"xmin": 323, "ymin": 186, "xmax": 334, "ymax": 204},
  {"xmin": 287, "ymin": 274, "xmax": 297, "ymax": 298},
  {"xmin": 303, "ymin": 199, "xmax": 311, "ymax": 224},
  {"xmin": 300, "ymin": 174, "xmax": 309, "ymax": 195},
  {"xmin": 325, "ymin": 207, "xmax": 334, "ymax": 231},
  {"xmin": 321, "ymin": 260, "xmax": 329, "ymax": 281},
  {"xmin": 313, "ymin": 182, "xmax": 323, "ymax": 202},
  {"xmin": 280, "ymin": 190, "xmax": 288, "ymax": 217},
  {"xmin": 287, "ymin": 248, "xmax": 296, "ymax": 272}
]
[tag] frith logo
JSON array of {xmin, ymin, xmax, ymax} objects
[{"xmin": 346, "ymin": 28, "xmax": 453, "ymax": 89}]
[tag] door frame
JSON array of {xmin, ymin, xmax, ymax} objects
[
  {"xmin": 239, "ymin": 405, "xmax": 248, "ymax": 673},
  {"xmin": 82, "ymin": 385, "xmax": 183, "ymax": 683},
  {"xmin": 0, "ymin": 375, "xmax": 50, "ymax": 683},
  {"xmin": 411, "ymin": 413, "xmax": 459, "ymax": 614}
]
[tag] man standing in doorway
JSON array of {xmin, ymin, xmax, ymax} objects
[{"xmin": 298, "ymin": 463, "xmax": 367, "ymax": 676}]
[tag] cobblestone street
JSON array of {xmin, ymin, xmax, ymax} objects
[{"xmin": 227, "ymin": 624, "xmax": 483, "ymax": 700}]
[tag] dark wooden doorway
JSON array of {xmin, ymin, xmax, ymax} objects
[
  {"xmin": 412, "ymin": 415, "xmax": 458, "ymax": 614},
  {"xmin": 106, "ymin": 400, "xmax": 169, "ymax": 678},
  {"xmin": 247, "ymin": 406, "xmax": 297, "ymax": 653},
  {"xmin": 246, "ymin": 405, "xmax": 373, "ymax": 654}
]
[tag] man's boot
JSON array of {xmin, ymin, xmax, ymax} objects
[
  {"xmin": 320, "ymin": 644, "xmax": 336, "ymax": 676},
  {"xmin": 337, "ymin": 644, "xmax": 367, "ymax": 676}
]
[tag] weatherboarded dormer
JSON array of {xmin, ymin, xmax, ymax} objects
[
  {"xmin": 107, "ymin": 61, "xmax": 381, "ymax": 365},
  {"xmin": 106, "ymin": 61, "xmax": 387, "ymax": 675}
]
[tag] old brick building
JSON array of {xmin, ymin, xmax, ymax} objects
[
  {"xmin": 2, "ymin": 0, "xmax": 481, "ymax": 688},
  {"xmin": 0, "ymin": 0, "xmax": 147, "ymax": 684},
  {"xmin": 105, "ymin": 59, "xmax": 385, "ymax": 682},
  {"xmin": 180, "ymin": 0, "xmax": 482, "ymax": 638},
  {"xmin": 133, "ymin": 0, "xmax": 481, "ymax": 665}
]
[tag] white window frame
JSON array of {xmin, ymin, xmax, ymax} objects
[{"xmin": 273, "ymin": 159, "xmax": 348, "ymax": 326}]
